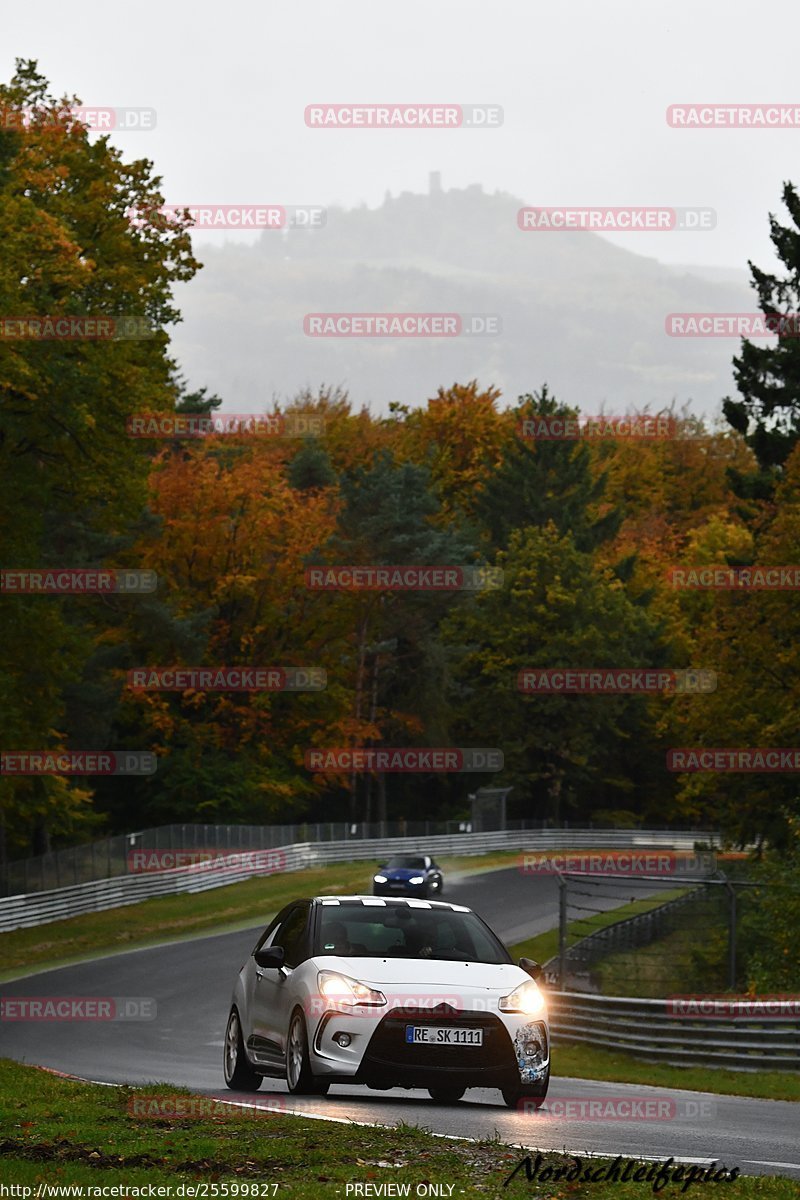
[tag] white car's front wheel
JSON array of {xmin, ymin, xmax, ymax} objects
[
  {"xmin": 223, "ymin": 1007, "xmax": 262, "ymax": 1092},
  {"xmin": 501, "ymin": 1080, "xmax": 548, "ymax": 1110},
  {"xmin": 428, "ymin": 1086, "xmax": 465, "ymax": 1104},
  {"xmin": 285, "ymin": 1009, "xmax": 330, "ymax": 1096}
]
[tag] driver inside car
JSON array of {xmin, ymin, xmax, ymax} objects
[{"xmin": 321, "ymin": 920, "xmax": 353, "ymax": 955}]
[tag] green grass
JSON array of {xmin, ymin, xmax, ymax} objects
[
  {"xmin": 508, "ymin": 888, "xmax": 689, "ymax": 967},
  {"xmin": 592, "ymin": 921, "xmax": 729, "ymax": 998},
  {"xmin": 0, "ymin": 849, "xmax": 523, "ymax": 980},
  {"xmin": 0, "ymin": 1060, "xmax": 795, "ymax": 1199},
  {"xmin": 549, "ymin": 1041, "xmax": 800, "ymax": 1103}
]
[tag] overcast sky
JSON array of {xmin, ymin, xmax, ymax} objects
[{"xmin": 3, "ymin": 0, "xmax": 798, "ymax": 269}]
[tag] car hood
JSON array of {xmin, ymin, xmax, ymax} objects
[
  {"xmin": 381, "ymin": 868, "xmax": 426, "ymax": 880},
  {"xmin": 313, "ymin": 955, "xmax": 530, "ymax": 990}
]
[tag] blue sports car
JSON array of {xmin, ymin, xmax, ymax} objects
[{"xmin": 373, "ymin": 854, "xmax": 444, "ymax": 898}]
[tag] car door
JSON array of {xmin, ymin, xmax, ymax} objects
[
  {"xmin": 251, "ymin": 903, "xmax": 311, "ymax": 1066},
  {"xmin": 246, "ymin": 906, "xmax": 295, "ymax": 1066}
]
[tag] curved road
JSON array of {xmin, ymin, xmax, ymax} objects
[{"xmin": 1, "ymin": 868, "xmax": 797, "ymax": 1179}]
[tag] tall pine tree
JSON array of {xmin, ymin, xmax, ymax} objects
[{"xmin": 724, "ymin": 181, "xmax": 800, "ymax": 498}]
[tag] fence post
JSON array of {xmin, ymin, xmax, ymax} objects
[
  {"xmin": 724, "ymin": 879, "xmax": 737, "ymax": 989},
  {"xmin": 558, "ymin": 872, "xmax": 567, "ymax": 990}
]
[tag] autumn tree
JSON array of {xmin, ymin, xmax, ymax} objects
[{"xmin": 0, "ymin": 61, "xmax": 198, "ymax": 857}]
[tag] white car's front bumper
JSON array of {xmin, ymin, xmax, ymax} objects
[{"xmin": 306, "ymin": 993, "xmax": 549, "ymax": 1090}]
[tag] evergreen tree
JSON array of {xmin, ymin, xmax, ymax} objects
[
  {"xmin": 723, "ymin": 182, "xmax": 800, "ymax": 498},
  {"xmin": 476, "ymin": 387, "xmax": 622, "ymax": 552}
]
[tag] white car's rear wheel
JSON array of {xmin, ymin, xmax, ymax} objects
[
  {"xmin": 223, "ymin": 1007, "xmax": 262, "ymax": 1091},
  {"xmin": 285, "ymin": 1009, "xmax": 330, "ymax": 1096}
]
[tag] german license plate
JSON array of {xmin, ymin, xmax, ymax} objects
[{"xmin": 405, "ymin": 1025, "xmax": 483, "ymax": 1046}]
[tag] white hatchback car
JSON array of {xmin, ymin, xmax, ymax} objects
[{"xmin": 223, "ymin": 895, "xmax": 550, "ymax": 1108}]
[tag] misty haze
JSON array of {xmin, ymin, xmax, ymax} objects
[{"xmin": 171, "ymin": 174, "xmax": 752, "ymax": 418}]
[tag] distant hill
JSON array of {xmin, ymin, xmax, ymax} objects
[{"xmin": 170, "ymin": 179, "xmax": 753, "ymax": 417}]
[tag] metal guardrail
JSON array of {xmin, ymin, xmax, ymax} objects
[
  {"xmin": 3, "ymin": 818, "xmax": 507, "ymax": 896},
  {"xmin": 2, "ymin": 818, "xmax": 721, "ymax": 896},
  {"xmin": 0, "ymin": 828, "xmax": 714, "ymax": 933},
  {"xmin": 547, "ymin": 990, "xmax": 800, "ymax": 1071}
]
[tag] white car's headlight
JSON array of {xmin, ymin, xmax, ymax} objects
[
  {"xmin": 408, "ymin": 875, "xmax": 425, "ymax": 885},
  {"xmin": 317, "ymin": 970, "xmax": 386, "ymax": 1007},
  {"xmin": 499, "ymin": 979, "xmax": 546, "ymax": 1016},
  {"xmin": 373, "ymin": 874, "xmax": 388, "ymax": 883}
]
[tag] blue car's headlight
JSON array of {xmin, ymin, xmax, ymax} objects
[
  {"xmin": 409, "ymin": 875, "xmax": 425, "ymax": 885},
  {"xmin": 373, "ymin": 874, "xmax": 388, "ymax": 883}
]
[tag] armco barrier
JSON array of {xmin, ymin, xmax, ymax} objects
[
  {"xmin": 0, "ymin": 828, "xmax": 715, "ymax": 933},
  {"xmin": 546, "ymin": 990, "xmax": 800, "ymax": 1071}
]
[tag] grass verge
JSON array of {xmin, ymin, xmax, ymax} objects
[
  {"xmin": 549, "ymin": 1041, "xmax": 800, "ymax": 1103},
  {"xmin": 508, "ymin": 889, "xmax": 689, "ymax": 967},
  {"xmin": 592, "ymin": 924, "xmax": 724, "ymax": 998},
  {"xmin": 0, "ymin": 1060, "xmax": 795, "ymax": 1199}
]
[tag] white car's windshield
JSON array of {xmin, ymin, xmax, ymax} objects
[{"xmin": 317, "ymin": 905, "xmax": 510, "ymax": 964}]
